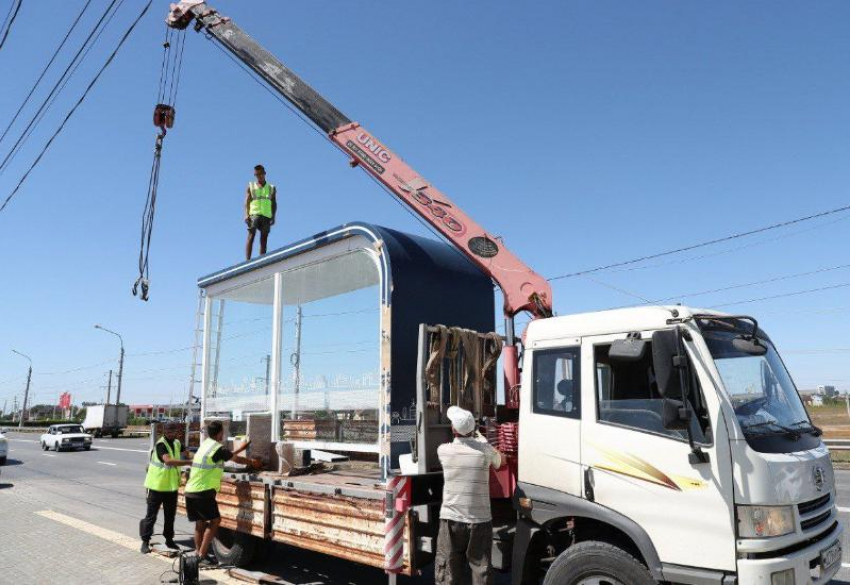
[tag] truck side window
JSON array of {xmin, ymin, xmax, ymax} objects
[
  {"xmin": 532, "ymin": 347, "xmax": 581, "ymax": 419},
  {"xmin": 595, "ymin": 344, "xmax": 709, "ymax": 443}
]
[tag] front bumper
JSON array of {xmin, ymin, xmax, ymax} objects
[{"xmin": 737, "ymin": 521, "xmax": 842, "ymax": 585}]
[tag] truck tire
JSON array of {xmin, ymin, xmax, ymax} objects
[
  {"xmin": 0, "ymin": 456, "xmax": 6, "ymax": 465},
  {"xmin": 212, "ymin": 528, "xmax": 256, "ymax": 567},
  {"xmin": 543, "ymin": 541, "xmax": 656, "ymax": 585}
]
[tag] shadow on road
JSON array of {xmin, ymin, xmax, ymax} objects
[
  {"xmin": 0, "ymin": 483, "xmax": 13, "ymax": 489},
  {"xmin": 1, "ymin": 458, "xmax": 24, "ymax": 466}
]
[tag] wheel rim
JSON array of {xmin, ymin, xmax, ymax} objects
[{"xmin": 575, "ymin": 576, "xmax": 626, "ymax": 585}]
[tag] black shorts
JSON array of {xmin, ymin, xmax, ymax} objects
[
  {"xmin": 185, "ymin": 494, "xmax": 220, "ymax": 522},
  {"xmin": 247, "ymin": 215, "xmax": 272, "ymax": 235}
]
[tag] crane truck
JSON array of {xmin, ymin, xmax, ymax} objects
[{"xmin": 165, "ymin": 3, "xmax": 842, "ymax": 584}]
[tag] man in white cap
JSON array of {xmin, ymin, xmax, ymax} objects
[{"xmin": 435, "ymin": 406, "xmax": 504, "ymax": 585}]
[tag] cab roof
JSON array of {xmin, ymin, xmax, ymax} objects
[{"xmin": 525, "ymin": 305, "xmax": 728, "ymax": 341}]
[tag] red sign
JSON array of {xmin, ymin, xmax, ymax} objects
[{"xmin": 59, "ymin": 392, "xmax": 72, "ymax": 409}]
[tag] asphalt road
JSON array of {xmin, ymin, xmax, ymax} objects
[
  {"xmin": 0, "ymin": 432, "xmax": 438, "ymax": 585},
  {"xmin": 1, "ymin": 431, "xmax": 849, "ymax": 584}
]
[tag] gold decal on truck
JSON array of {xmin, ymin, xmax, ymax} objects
[{"xmin": 591, "ymin": 445, "xmax": 707, "ymax": 491}]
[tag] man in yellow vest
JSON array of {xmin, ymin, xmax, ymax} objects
[
  {"xmin": 184, "ymin": 421, "xmax": 257, "ymax": 567},
  {"xmin": 244, "ymin": 164, "xmax": 277, "ymax": 261},
  {"xmin": 140, "ymin": 422, "xmax": 193, "ymax": 554}
]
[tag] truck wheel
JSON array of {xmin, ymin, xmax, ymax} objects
[
  {"xmin": 0, "ymin": 457, "xmax": 6, "ymax": 465},
  {"xmin": 212, "ymin": 527, "xmax": 256, "ymax": 568},
  {"xmin": 543, "ymin": 541, "xmax": 655, "ymax": 585}
]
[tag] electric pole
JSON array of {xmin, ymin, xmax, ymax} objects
[
  {"xmin": 12, "ymin": 350, "xmax": 32, "ymax": 429},
  {"xmin": 106, "ymin": 370, "xmax": 113, "ymax": 405},
  {"xmin": 95, "ymin": 325, "xmax": 124, "ymax": 404},
  {"xmin": 291, "ymin": 304, "xmax": 302, "ymax": 418},
  {"xmin": 263, "ymin": 354, "xmax": 271, "ymax": 395},
  {"xmin": 1, "ymin": 398, "xmax": 6, "ymax": 418},
  {"xmin": 12, "ymin": 396, "xmax": 18, "ymax": 422}
]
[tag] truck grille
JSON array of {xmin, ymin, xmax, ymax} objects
[
  {"xmin": 798, "ymin": 494, "xmax": 830, "ymax": 515},
  {"xmin": 798, "ymin": 493, "xmax": 833, "ymax": 533}
]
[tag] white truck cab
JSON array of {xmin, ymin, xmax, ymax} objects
[{"xmin": 514, "ymin": 305, "xmax": 841, "ymax": 585}]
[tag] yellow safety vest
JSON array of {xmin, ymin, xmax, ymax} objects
[
  {"xmin": 144, "ymin": 437, "xmax": 181, "ymax": 492},
  {"xmin": 185, "ymin": 437, "xmax": 224, "ymax": 493},
  {"xmin": 248, "ymin": 181, "xmax": 274, "ymax": 218}
]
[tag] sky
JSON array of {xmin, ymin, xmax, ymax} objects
[{"xmin": 0, "ymin": 0, "xmax": 848, "ymax": 410}]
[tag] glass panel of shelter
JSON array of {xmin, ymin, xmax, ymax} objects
[{"xmin": 276, "ymin": 249, "xmax": 382, "ymax": 450}]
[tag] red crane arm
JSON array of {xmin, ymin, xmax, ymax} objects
[{"xmin": 166, "ymin": 2, "xmax": 552, "ymax": 320}]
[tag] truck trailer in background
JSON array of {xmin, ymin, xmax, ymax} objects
[{"xmin": 82, "ymin": 404, "xmax": 128, "ymax": 438}]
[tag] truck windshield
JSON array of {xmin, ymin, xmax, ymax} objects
[{"xmin": 699, "ymin": 319, "xmax": 813, "ymax": 438}]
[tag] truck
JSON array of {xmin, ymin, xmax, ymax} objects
[
  {"xmin": 166, "ymin": 3, "xmax": 843, "ymax": 583},
  {"xmin": 82, "ymin": 404, "xmax": 128, "ymax": 438}
]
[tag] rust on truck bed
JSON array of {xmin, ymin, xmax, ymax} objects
[
  {"xmin": 177, "ymin": 470, "xmax": 415, "ymax": 575},
  {"xmin": 178, "ymin": 478, "xmax": 268, "ymax": 538}
]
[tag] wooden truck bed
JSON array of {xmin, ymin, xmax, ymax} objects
[{"xmin": 177, "ymin": 467, "xmax": 415, "ymax": 575}]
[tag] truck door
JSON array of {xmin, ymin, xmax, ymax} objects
[
  {"xmin": 581, "ymin": 332, "xmax": 736, "ymax": 573},
  {"xmin": 518, "ymin": 337, "xmax": 583, "ymax": 496}
]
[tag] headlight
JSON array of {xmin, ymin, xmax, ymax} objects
[{"xmin": 737, "ymin": 505, "xmax": 794, "ymax": 538}]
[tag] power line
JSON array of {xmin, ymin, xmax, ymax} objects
[
  {"xmin": 547, "ymin": 203, "xmax": 850, "ymax": 281},
  {"xmin": 710, "ymin": 281, "xmax": 850, "ymax": 308},
  {"xmin": 0, "ymin": 0, "xmax": 122, "ymax": 179},
  {"xmin": 0, "ymin": 0, "xmax": 152, "ymax": 213},
  {"xmin": 610, "ymin": 262, "xmax": 850, "ymax": 307},
  {"xmin": 0, "ymin": 0, "xmax": 93, "ymax": 146},
  {"xmin": 0, "ymin": 0, "xmax": 22, "ymax": 52}
]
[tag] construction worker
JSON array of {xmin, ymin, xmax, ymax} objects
[
  {"xmin": 244, "ymin": 164, "xmax": 277, "ymax": 260},
  {"xmin": 139, "ymin": 422, "xmax": 193, "ymax": 554},
  {"xmin": 436, "ymin": 406, "xmax": 505, "ymax": 585},
  {"xmin": 184, "ymin": 421, "xmax": 257, "ymax": 567}
]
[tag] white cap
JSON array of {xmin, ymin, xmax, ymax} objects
[{"xmin": 447, "ymin": 406, "xmax": 476, "ymax": 436}]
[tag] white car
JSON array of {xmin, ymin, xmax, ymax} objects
[
  {"xmin": 40, "ymin": 424, "xmax": 93, "ymax": 452},
  {"xmin": 0, "ymin": 430, "xmax": 7, "ymax": 464}
]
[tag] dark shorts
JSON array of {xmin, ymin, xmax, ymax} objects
[
  {"xmin": 185, "ymin": 494, "xmax": 220, "ymax": 522},
  {"xmin": 247, "ymin": 215, "xmax": 272, "ymax": 235}
]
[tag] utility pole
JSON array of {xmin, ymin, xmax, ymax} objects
[
  {"xmin": 263, "ymin": 354, "xmax": 271, "ymax": 395},
  {"xmin": 106, "ymin": 370, "xmax": 113, "ymax": 405},
  {"xmin": 291, "ymin": 305, "xmax": 302, "ymax": 418},
  {"xmin": 12, "ymin": 350, "xmax": 32, "ymax": 429},
  {"xmin": 95, "ymin": 325, "xmax": 124, "ymax": 404},
  {"xmin": 12, "ymin": 396, "xmax": 18, "ymax": 422},
  {"xmin": 1, "ymin": 398, "xmax": 6, "ymax": 417}
]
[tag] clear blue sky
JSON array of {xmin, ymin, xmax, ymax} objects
[{"xmin": 0, "ymin": 1, "xmax": 848, "ymax": 409}]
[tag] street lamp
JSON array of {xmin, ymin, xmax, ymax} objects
[
  {"xmin": 94, "ymin": 325, "xmax": 124, "ymax": 405},
  {"xmin": 11, "ymin": 349, "xmax": 32, "ymax": 429}
]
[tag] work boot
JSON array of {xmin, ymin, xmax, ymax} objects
[
  {"xmin": 198, "ymin": 557, "xmax": 218, "ymax": 569},
  {"xmin": 140, "ymin": 540, "xmax": 151, "ymax": 554},
  {"xmin": 164, "ymin": 539, "xmax": 180, "ymax": 550}
]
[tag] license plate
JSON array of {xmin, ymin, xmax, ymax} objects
[{"xmin": 820, "ymin": 541, "xmax": 842, "ymax": 573}]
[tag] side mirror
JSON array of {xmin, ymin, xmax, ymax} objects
[
  {"xmin": 651, "ymin": 329, "xmax": 684, "ymax": 399},
  {"xmin": 662, "ymin": 398, "xmax": 688, "ymax": 430}
]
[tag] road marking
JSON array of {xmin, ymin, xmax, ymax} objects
[
  {"xmin": 837, "ymin": 506, "xmax": 850, "ymax": 513},
  {"xmin": 93, "ymin": 446, "xmax": 148, "ymax": 453},
  {"xmin": 9, "ymin": 438, "xmax": 37, "ymax": 443},
  {"xmin": 43, "ymin": 453, "xmax": 55, "ymax": 457},
  {"xmin": 35, "ymin": 510, "xmax": 240, "ymax": 583},
  {"xmin": 97, "ymin": 461, "xmax": 117, "ymax": 466}
]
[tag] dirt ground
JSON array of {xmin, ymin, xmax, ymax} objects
[{"xmin": 809, "ymin": 402, "xmax": 850, "ymax": 438}]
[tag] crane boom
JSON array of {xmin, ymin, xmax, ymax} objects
[{"xmin": 168, "ymin": 1, "xmax": 552, "ymax": 322}]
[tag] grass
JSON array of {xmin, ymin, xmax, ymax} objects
[{"xmin": 808, "ymin": 402, "xmax": 850, "ymax": 439}]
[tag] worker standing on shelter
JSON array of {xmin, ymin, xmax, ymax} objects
[
  {"xmin": 184, "ymin": 421, "xmax": 257, "ymax": 567},
  {"xmin": 139, "ymin": 422, "xmax": 193, "ymax": 554},
  {"xmin": 436, "ymin": 406, "xmax": 505, "ymax": 585},
  {"xmin": 245, "ymin": 164, "xmax": 277, "ymax": 260}
]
